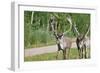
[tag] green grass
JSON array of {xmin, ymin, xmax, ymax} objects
[{"xmin": 24, "ymin": 48, "xmax": 90, "ymax": 61}]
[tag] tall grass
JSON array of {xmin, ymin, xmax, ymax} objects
[{"xmin": 25, "ymin": 29, "xmax": 56, "ymax": 49}]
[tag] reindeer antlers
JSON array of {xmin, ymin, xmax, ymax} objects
[
  {"xmin": 63, "ymin": 15, "xmax": 73, "ymax": 35},
  {"xmin": 66, "ymin": 15, "xmax": 80, "ymax": 36},
  {"xmin": 73, "ymin": 22, "xmax": 80, "ymax": 36},
  {"xmin": 67, "ymin": 15, "xmax": 73, "ymax": 25}
]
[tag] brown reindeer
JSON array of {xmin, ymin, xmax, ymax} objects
[
  {"xmin": 49, "ymin": 15, "xmax": 73, "ymax": 59},
  {"xmin": 68, "ymin": 16, "xmax": 90, "ymax": 59},
  {"xmin": 76, "ymin": 27, "xmax": 90, "ymax": 59}
]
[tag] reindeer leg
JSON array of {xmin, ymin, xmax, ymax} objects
[
  {"xmin": 84, "ymin": 45, "xmax": 87, "ymax": 59},
  {"xmin": 82, "ymin": 44, "xmax": 87, "ymax": 59},
  {"xmin": 63, "ymin": 49, "xmax": 66, "ymax": 60},
  {"xmin": 82, "ymin": 48, "xmax": 83, "ymax": 59},
  {"xmin": 79, "ymin": 49, "xmax": 81, "ymax": 59},
  {"xmin": 56, "ymin": 50, "xmax": 60, "ymax": 59},
  {"xmin": 77, "ymin": 42, "xmax": 81, "ymax": 59},
  {"xmin": 78, "ymin": 48, "xmax": 81, "ymax": 59},
  {"xmin": 67, "ymin": 48, "xmax": 70, "ymax": 59},
  {"xmin": 84, "ymin": 48, "xmax": 87, "ymax": 59}
]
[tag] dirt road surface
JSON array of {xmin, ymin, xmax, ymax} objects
[{"xmin": 25, "ymin": 42, "xmax": 77, "ymax": 57}]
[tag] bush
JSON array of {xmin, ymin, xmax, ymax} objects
[{"xmin": 26, "ymin": 29, "xmax": 55, "ymax": 48}]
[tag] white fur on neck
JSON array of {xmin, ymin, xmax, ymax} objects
[{"xmin": 59, "ymin": 36, "xmax": 64, "ymax": 49}]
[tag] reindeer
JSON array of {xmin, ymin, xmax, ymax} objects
[
  {"xmin": 49, "ymin": 15, "xmax": 73, "ymax": 59},
  {"xmin": 67, "ymin": 15, "xmax": 90, "ymax": 59},
  {"xmin": 76, "ymin": 27, "xmax": 90, "ymax": 59}
]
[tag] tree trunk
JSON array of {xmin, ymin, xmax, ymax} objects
[{"xmin": 31, "ymin": 12, "xmax": 34, "ymax": 24}]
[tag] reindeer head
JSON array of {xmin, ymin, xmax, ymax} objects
[
  {"xmin": 56, "ymin": 33, "xmax": 64, "ymax": 45},
  {"xmin": 57, "ymin": 33, "xmax": 63, "ymax": 39}
]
